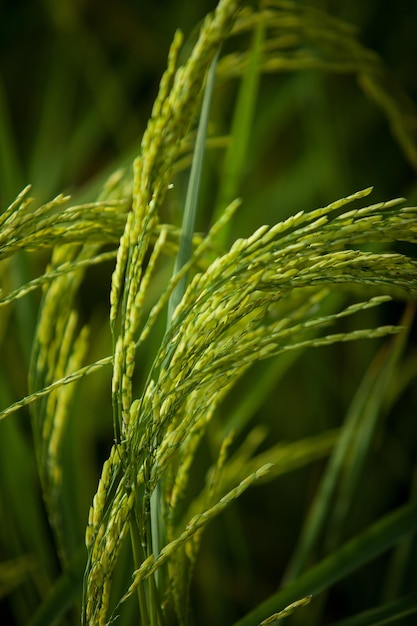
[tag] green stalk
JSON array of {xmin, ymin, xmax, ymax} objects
[
  {"xmin": 130, "ymin": 520, "xmax": 150, "ymax": 626},
  {"xmin": 149, "ymin": 49, "xmax": 220, "ymax": 607}
]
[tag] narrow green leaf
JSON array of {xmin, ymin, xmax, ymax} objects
[
  {"xmin": 330, "ymin": 592, "xmax": 417, "ymax": 626},
  {"xmin": 213, "ymin": 16, "xmax": 264, "ymax": 245},
  {"xmin": 283, "ymin": 313, "xmax": 411, "ymax": 583},
  {"xmin": 26, "ymin": 546, "xmax": 85, "ymax": 626},
  {"xmin": 167, "ymin": 51, "xmax": 220, "ymax": 323},
  {"xmin": 28, "ymin": 42, "xmax": 77, "ymax": 200},
  {"xmin": 323, "ymin": 306, "xmax": 414, "ymax": 554},
  {"xmin": 0, "ymin": 75, "xmax": 23, "ymax": 205},
  {"xmin": 151, "ymin": 48, "xmax": 221, "ymax": 591},
  {"xmin": 232, "ymin": 499, "xmax": 417, "ymax": 626}
]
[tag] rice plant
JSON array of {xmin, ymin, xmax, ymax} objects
[{"xmin": 1, "ymin": 1, "xmax": 417, "ymax": 625}]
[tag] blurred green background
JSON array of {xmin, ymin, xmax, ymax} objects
[
  {"xmin": 2, "ymin": 0, "xmax": 417, "ymax": 207},
  {"xmin": 0, "ymin": 1, "xmax": 416, "ymax": 624}
]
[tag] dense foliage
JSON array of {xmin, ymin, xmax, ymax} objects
[{"xmin": 1, "ymin": 1, "xmax": 416, "ymax": 625}]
